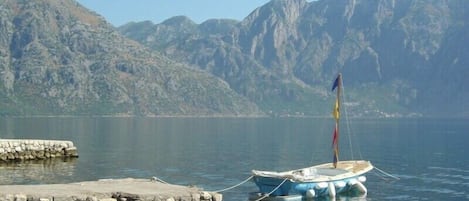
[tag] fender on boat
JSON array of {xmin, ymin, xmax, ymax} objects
[
  {"xmin": 316, "ymin": 182, "xmax": 328, "ymax": 189},
  {"xmin": 306, "ymin": 189, "xmax": 316, "ymax": 198},
  {"xmin": 358, "ymin": 176, "xmax": 367, "ymax": 183},
  {"xmin": 334, "ymin": 180, "xmax": 347, "ymax": 194},
  {"xmin": 328, "ymin": 182, "xmax": 336, "ymax": 197},
  {"xmin": 355, "ymin": 181, "xmax": 368, "ymax": 195},
  {"xmin": 347, "ymin": 178, "xmax": 358, "ymax": 186},
  {"xmin": 334, "ymin": 180, "xmax": 346, "ymax": 188}
]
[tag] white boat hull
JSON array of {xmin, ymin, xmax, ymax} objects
[{"xmin": 252, "ymin": 160, "xmax": 373, "ymax": 198}]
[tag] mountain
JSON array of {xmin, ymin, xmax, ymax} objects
[
  {"xmin": 0, "ymin": 0, "xmax": 261, "ymax": 116},
  {"xmin": 119, "ymin": 0, "xmax": 469, "ymax": 117}
]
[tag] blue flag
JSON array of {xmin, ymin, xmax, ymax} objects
[{"xmin": 331, "ymin": 75, "xmax": 340, "ymax": 91}]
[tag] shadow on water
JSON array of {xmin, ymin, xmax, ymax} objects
[{"xmin": 0, "ymin": 157, "xmax": 77, "ymax": 185}]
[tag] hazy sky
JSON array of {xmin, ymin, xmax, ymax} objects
[{"xmin": 76, "ymin": 0, "xmax": 271, "ymax": 26}]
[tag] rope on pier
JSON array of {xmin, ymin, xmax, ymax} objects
[
  {"xmin": 151, "ymin": 176, "xmax": 170, "ymax": 184},
  {"xmin": 252, "ymin": 178, "xmax": 289, "ymax": 201},
  {"xmin": 213, "ymin": 175, "xmax": 254, "ymax": 193},
  {"xmin": 151, "ymin": 174, "xmax": 288, "ymax": 201},
  {"xmin": 151, "ymin": 175, "xmax": 254, "ymax": 193}
]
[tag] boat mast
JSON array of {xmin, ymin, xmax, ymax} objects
[{"xmin": 332, "ymin": 73, "xmax": 341, "ymax": 168}]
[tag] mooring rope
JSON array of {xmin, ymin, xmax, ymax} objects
[
  {"xmin": 373, "ymin": 169, "xmax": 390, "ymax": 181},
  {"xmin": 152, "ymin": 175, "xmax": 254, "ymax": 193},
  {"xmin": 252, "ymin": 178, "xmax": 289, "ymax": 201},
  {"xmin": 151, "ymin": 176, "xmax": 170, "ymax": 184},
  {"xmin": 374, "ymin": 166, "xmax": 400, "ymax": 180},
  {"xmin": 213, "ymin": 175, "xmax": 254, "ymax": 193}
]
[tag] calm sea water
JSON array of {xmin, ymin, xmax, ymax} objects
[{"xmin": 0, "ymin": 117, "xmax": 467, "ymax": 200}]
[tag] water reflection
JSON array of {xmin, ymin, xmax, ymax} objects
[
  {"xmin": 0, "ymin": 158, "xmax": 77, "ymax": 185},
  {"xmin": 0, "ymin": 117, "xmax": 467, "ymax": 201}
]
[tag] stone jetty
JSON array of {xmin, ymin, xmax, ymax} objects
[
  {"xmin": 0, "ymin": 139, "xmax": 78, "ymax": 161},
  {"xmin": 0, "ymin": 178, "xmax": 222, "ymax": 201}
]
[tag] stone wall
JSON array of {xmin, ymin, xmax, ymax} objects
[{"xmin": 0, "ymin": 139, "xmax": 78, "ymax": 161}]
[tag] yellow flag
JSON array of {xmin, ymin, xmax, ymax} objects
[{"xmin": 333, "ymin": 99, "xmax": 340, "ymax": 120}]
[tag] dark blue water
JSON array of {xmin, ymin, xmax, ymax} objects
[{"xmin": 0, "ymin": 117, "xmax": 467, "ymax": 200}]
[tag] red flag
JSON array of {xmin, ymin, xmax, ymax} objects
[
  {"xmin": 332, "ymin": 125, "xmax": 339, "ymax": 168},
  {"xmin": 332, "ymin": 126, "xmax": 338, "ymax": 147}
]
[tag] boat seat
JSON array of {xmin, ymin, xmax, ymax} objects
[{"xmin": 315, "ymin": 168, "xmax": 349, "ymax": 176}]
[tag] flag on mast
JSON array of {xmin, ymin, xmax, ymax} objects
[
  {"xmin": 331, "ymin": 74, "xmax": 341, "ymax": 168},
  {"xmin": 331, "ymin": 75, "xmax": 340, "ymax": 91},
  {"xmin": 332, "ymin": 119, "xmax": 339, "ymax": 168},
  {"xmin": 332, "ymin": 125, "xmax": 338, "ymax": 146},
  {"xmin": 333, "ymin": 99, "xmax": 340, "ymax": 120}
]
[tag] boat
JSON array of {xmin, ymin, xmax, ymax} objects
[{"xmin": 251, "ymin": 73, "xmax": 373, "ymax": 199}]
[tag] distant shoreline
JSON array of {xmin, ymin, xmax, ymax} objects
[{"xmin": 0, "ymin": 114, "xmax": 440, "ymax": 119}]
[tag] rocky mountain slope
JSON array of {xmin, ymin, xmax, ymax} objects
[
  {"xmin": 0, "ymin": 0, "xmax": 261, "ymax": 116},
  {"xmin": 119, "ymin": 0, "xmax": 468, "ymax": 117}
]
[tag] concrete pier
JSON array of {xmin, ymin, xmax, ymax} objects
[
  {"xmin": 0, "ymin": 140, "xmax": 223, "ymax": 200},
  {"xmin": 0, "ymin": 139, "xmax": 78, "ymax": 161},
  {"xmin": 0, "ymin": 178, "xmax": 222, "ymax": 201}
]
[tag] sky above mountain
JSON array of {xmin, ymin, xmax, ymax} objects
[{"xmin": 76, "ymin": 0, "xmax": 270, "ymax": 26}]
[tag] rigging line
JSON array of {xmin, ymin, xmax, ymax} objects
[
  {"xmin": 340, "ymin": 78, "xmax": 358, "ymax": 160},
  {"xmin": 252, "ymin": 178, "xmax": 289, "ymax": 201},
  {"xmin": 372, "ymin": 170, "xmax": 391, "ymax": 181},
  {"xmin": 374, "ymin": 166, "xmax": 400, "ymax": 180},
  {"xmin": 213, "ymin": 175, "xmax": 254, "ymax": 193}
]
